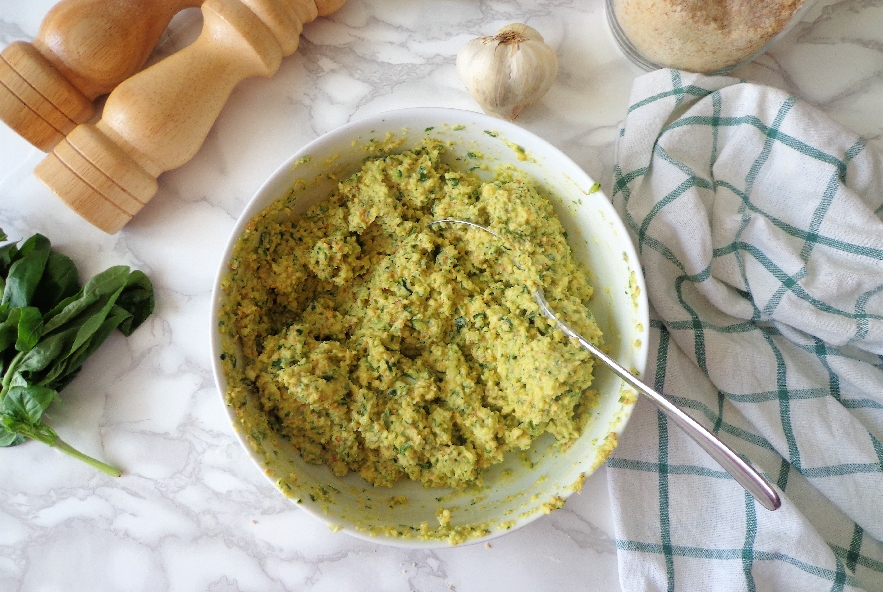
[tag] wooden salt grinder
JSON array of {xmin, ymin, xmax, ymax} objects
[
  {"xmin": 0, "ymin": 0, "xmax": 202, "ymax": 151},
  {"xmin": 34, "ymin": 0, "xmax": 346, "ymax": 234}
]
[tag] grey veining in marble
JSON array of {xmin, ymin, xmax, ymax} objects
[{"xmin": 0, "ymin": 0, "xmax": 880, "ymax": 590}]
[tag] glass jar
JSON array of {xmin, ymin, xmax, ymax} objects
[{"xmin": 606, "ymin": 0, "xmax": 816, "ymax": 74}]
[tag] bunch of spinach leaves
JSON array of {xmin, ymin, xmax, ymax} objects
[{"xmin": 0, "ymin": 228, "xmax": 154, "ymax": 476}]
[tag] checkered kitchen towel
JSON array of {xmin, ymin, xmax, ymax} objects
[{"xmin": 606, "ymin": 69, "xmax": 883, "ymax": 591}]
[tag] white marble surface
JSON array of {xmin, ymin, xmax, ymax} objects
[{"xmin": 0, "ymin": 1, "xmax": 880, "ymax": 590}]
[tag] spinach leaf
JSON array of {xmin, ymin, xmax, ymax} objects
[
  {"xmin": 0, "ymin": 386, "xmax": 58, "ymax": 449},
  {"xmin": 116, "ymin": 270, "xmax": 155, "ymax": 336},
  {"xmin": 0, "ymin": 229, "xmax": 153, "ymax": 476},
  {"xmin": 15, "ymin": 306, "xmax": 43, "ymax": 352},
  {"xmin": 0, "ymin": 306, "xmax": 44, "ymax": 354},
  {"xmin": 0, "ymin": 385, "xmax": 121, "ymax": 476},
  {"xmin": 42, "ymin": 265, "xmax": 131, "ymax": 334},
  {"xmin": 0, "ymin": 425, "xmax": 24, "ymax": 446},
  {"xmin": 3, "ymin": 385, "xmax": 56, "ymax": 423},
  {"xmin": 32, "ymin": 251, "xmax": 79, "ymax": 313},
  {"xmin": 17, "ymin": 324, "xmax": 76, "ymax": 376},
  {"xmin": 70, "ymin": 283, "xmax": 126, "ymax": 354},
  {"xmin": 0, "ymin": 309, "xmax": 20, "ymax": 352},
  {"xmin": 1, "ymin": 234, "xmax": 51, "ymax": 309},
  {"xmin": 0, "ymin": 242, "xmax": 19, "ymax": 277},
  {"xmin": 59, "ymin": 308, "xmax": 132, "ymax": 384}
]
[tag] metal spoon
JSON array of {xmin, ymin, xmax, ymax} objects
[{"xmin": 429, "ymin": 218, "xmax": 781, "ymax": 511}]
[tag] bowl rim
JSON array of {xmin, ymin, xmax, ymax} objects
[{"xmin": 209, "ymin": 106, "xmax": 649, "ymax": 547}]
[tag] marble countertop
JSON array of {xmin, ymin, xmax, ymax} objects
[{"xmin": 1, "ymin": 1, "xmax": 880, "ymax": 590}]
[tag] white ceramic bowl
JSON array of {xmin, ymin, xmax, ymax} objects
[{"xmin": 210, "ymin": 107, "xmax": 649, "ymax": 547}]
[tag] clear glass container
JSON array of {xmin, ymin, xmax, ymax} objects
[{"xmin": 606, "ymin": 0, "xmax": 817, "ymax": 74}]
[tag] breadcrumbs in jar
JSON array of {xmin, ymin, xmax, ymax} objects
[{"xmin": 608, "ymin": 0, "xmax": 811, "ymax": 73}]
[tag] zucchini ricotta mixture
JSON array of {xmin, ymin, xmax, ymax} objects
[{"xmin": 219, "ymin": 140, "xmax": 602, "ymax": 490}]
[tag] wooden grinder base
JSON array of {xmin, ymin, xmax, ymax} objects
[{"xmin": 36, "ymin": 125, "xmax": 159, "ymax": 234}]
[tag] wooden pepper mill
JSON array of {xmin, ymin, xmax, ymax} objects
[
  {"xmin": 0, "ymin": 0, "xmax": 202, "ymax": 151},
  {"xmin": 34, "ymin": 0, "xmax": 346, "ymax": 234}
]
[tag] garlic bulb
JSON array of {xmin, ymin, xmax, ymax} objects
[{"xmin": 456, "ymin": 23, "xmax": 558, "ymax": 121}]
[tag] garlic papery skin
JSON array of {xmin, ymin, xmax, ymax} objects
[{"xmin": 456, "ymin": 23, "xmax": 558, "ymax": 121}]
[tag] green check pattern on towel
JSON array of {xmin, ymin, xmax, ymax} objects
[{"xmin": 607, "ymin": 69, "xmax": 883, "ymax": 591}]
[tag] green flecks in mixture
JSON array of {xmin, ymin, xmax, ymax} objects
[
  {"xmin": 219, "ymin": 140, "xmax": 603, "ymax": 493},
  {"xmin": 628, "ymin": 270, "xmax": 641, "ymax": 307},
  {"xmin": 503, "ymin": 140, "xmax": 528, "ymax": 162}
]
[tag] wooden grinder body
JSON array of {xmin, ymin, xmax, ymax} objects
[{"xmin": 35, "ymin": 0, "xmax": 346, "ymax": 234}]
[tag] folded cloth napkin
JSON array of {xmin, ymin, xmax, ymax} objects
[{"xmin": 606, "ymin": 69, "xmax": 883, "ymax": 592}]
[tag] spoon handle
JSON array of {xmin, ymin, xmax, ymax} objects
[{"xmin": 534, "ymin": 290, "xmax": 782, "ymax": 511}]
